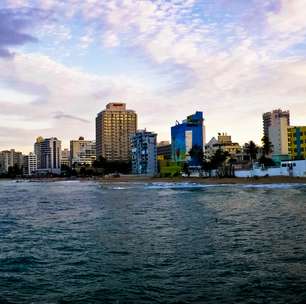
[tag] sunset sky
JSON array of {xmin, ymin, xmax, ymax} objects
[{"xmin": 0, "ymin": 0, "xmax": 306, "ymax": 152}]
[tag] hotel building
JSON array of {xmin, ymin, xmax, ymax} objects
[
  {"xmin": 288, "ymin": 126, "xmax": 306, "ymax": 160},
  {"xmin": 96, "ymin": 103, "xmax": 137, "ymax": 161}
]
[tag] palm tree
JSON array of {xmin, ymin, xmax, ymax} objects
[
  {"xmin": 245, "ymin": 140, "xmax": 258, "ymax": 162},
  {"xmin": 261, "ymin": 136, "xmax": 273, "ymax": 156}
]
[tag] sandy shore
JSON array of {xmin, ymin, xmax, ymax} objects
[
  {"xmin": 3, "ymin": 175, "xmax": 306, "ymax": 185},
  {"xmin": 98, "ymin": 175, "xmax": 306, "ymax": 185}
]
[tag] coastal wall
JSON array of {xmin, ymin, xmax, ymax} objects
[{"xmin": 235, "ymin": 160, "xmax": 306, "ymax": 178}]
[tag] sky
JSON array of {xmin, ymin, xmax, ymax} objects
[{"xmin": 0, "ymin": 0, "xmax": 306, "ymax": 153}]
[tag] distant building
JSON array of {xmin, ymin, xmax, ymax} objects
[
  {"xmin": 288, "ymin": 126, "xmax": 306, "ymax": 160},
  {"xmin": 34, "ymin": 136, "xmax": 44, "ymax": 169},
  {"xmin": 23, "ymin": 153, "xmax": 37, "ymax": 176},
  {"xmin": 269, "ymin": 116, "xmax": 289, "ymax": 158},
  {"xmin": 70, "ymin": 137, "xmax": 96, "ymax": 166},
  {"xmin": 157, "ymin": 141, "xmax": 172, "ymax": 161},
  {"xmin": 35, "ymin": 137, "xmax": 61, "ymax": 175},
  {"xmin": 171, "ymin": 111, "xmax": 205, "ymax": 164},
  {"xmin": 61, "ymin": 149, "xmax": 70, "ymax": 167},
  {"xmin": 96, "ymin": 103, "xmax": 137, "ymax": 161},
  {"xmin": 205, "ymin": 133, "xmax": 241, "ymax": 159},
  {"xmin": 131, "ymin": 130, "xmax": 157, "ymax": 176},
  {"xmin": 0, "ymin": 149, "xmax": 23, "ymax": 174},
  {"xmin": 263, "ymin": 109, "xmax": 290, "ymax": 139}
]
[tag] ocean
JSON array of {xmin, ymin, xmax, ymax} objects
[{"xmin": 0, "ymin": 180, "xmax": 305, "ymax": 303}]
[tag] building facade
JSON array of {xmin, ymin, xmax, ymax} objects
[
  {"xmin": 157, "ymin": 141, "xmax": 172, "ymax": 161},
  {"xmin": 171, "ymin": 111, "xmax": 205, "ymax": 163},
  {"xmin": 263, "ymin": 109, "xmax": 290, "ymax": 139},
  {"xmin": 61, "ymin": 149, "xmax": 70, "ymax": 167},
  {"xmin": 96, "ymin": 103, "xmax": 137, "ymax": 161},
  {"xmin": 0, "ymin": 149, "xmax": 23, "ymax": 174},
  {"xmin": 23, "ymin": 153, "xmax": 37, "ymax": 176},
  {"xmin": 288, "ymin": 126, "xmax": 306, "ymax": 160},
  {"xmin": 35, "ymin": 137, "xmax": 61, "ymax": 174},
  {"xmin": 131, "ymin": 130, "xmax": 157, "ymax": 176},
  {"xmin": 70, "ymin": 137, "xmax": 96, "ymax": 166}
]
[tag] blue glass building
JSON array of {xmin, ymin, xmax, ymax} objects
[{"xmin": 171, "ymin": 111, "xmax": 205, "ymax": 164}]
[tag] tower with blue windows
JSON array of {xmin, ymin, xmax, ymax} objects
[{"xmin": 171, "ymin": 111, "xmax": 205, "ymax": 165}]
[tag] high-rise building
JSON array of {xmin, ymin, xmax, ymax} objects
[
  {"xmin": 35, "ymin": 137, "xmax": 61, "ymax": 174},
  {"xmin": 70, "ymin": 137, "xmax": 96, "ymax": 166},
  {"xmin": 131, "ymin": 130, "xmax": 157, "ymax": 176},
  {"xmin": 269, "ymin": 116, "xmax": 289, "ymax": 157},
  {"xmin": 0, "ymin": 149, "xmax": 23, "ymax": 174},
  {"xmin": 23, "ymin": 153, "xmax": 37, "ymax": 176},
  {"xmin": 34, "ymin": 136, "xmax": 44, "ymax": 169},
  {"xmin": 171, "ymin": 111, "xmax": 205, "ymax": 163},
  {"xmin": 96, "ymin": 103, "xmax": 137, "ymax": 161},
  {"xmin": 263, "ymin": 109, "xmax": 290, "ymax": 138},
  {"xmin": 288, "ymin": 126, "xmax": 306, "ymax": 160}
]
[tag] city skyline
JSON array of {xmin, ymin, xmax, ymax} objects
[{"xmin": 1, "ymin": 0, "xmax": 306, "ymax": 153}]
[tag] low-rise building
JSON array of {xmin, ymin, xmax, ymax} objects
[
  {"xmin": 288, "ymin": 126, "xmax": 306, "ymax": 160},
  {"xmin": 70, "ymin": 137, "xmax": 96, "ymax": 166},
  {"xmin": 131, "ymin": 130, "xmax": 157, "ymax": 176},
  {"xmin": 157, "ymin": 141, "xmax": 172, "ymax": 161}
]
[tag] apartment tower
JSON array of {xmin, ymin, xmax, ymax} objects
[
  {"xmin": 263, "ymin": 109, "xmax": 290, "ymax": 138},
  {"xmin": 96, "ymin": 103, "xmax": 137, "ymax": 161}
]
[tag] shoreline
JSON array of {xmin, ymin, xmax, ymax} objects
[{"xmin": 3, "ymin": 176, "xmax": 306, "ymax": 185}]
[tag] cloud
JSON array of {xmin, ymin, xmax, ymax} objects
[
  {"xmin": 1, "ymin": 0, "xmax": 306, "ymax": 152},
  {"xmin": 53, "ymin": 112, "xmax": 90, "ymax": 123},
  {"xmin": 0, "ymin": 8, "xmax": 42, "ymax": 57}
]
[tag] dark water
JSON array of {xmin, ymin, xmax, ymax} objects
[{"xmin": 0, "ymin": 180, "xmax": 306, "ymax": 304}]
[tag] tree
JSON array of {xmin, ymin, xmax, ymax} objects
[
  {"xmin": 261, "ymin": 136, "xmax": 273, "ymax": 156},
  {"xmin": 245, "ymin": 140, "xmax": 258, "ymax": 162},
  {"xmin": 188, "ymin": 145, "xmax": 204, "ymax": 166},
  {"xmin": 210, "ymin": 149, "xmax": 229, "ymax": 169}
]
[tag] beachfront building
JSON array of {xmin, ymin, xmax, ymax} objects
[
  {"xmin": 34, "ymin": 137, "xmax": 61, "ymax": 175},
  {"xmin": 96, "ymin": 103, "xmax": 137, "ymax": 161},
  {"xmin": 288, "ymin": 126, "xmax": 306, "ymax": 160},
  {"xmin": 70, "ymin": 137, "xmax": 96, "ymax": 166},
  {"xmin": 0, "ymin": 149, "xmax": 23, "ymax": 174},
  {"xmin": 131, "ymin": 130, "xmax": 157, "ymax": 176},
  {"xmin": 171, "ymin": 111, "xmax": 205, "ymax": 164},
  {"xmin": 23, "ymin": 152, "xmax": 37, "ymax": 176}
]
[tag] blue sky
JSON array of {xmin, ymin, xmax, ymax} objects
[{"xmin": 0, "ymin": 0, "xmax": 306, "ymax": 152}]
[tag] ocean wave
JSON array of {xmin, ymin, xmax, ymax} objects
[{"xmin": 241, "ymin": 183, "xmax": 306, "ymax": 189}]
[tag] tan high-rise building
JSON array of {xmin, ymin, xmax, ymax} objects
[{"xmin": 96, "ymin": 103, "xmax": 137, "ymax": 161}]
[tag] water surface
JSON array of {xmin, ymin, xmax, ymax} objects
[{"xmin": 0, "ymin": 180, "xmax": 305, "ymax": 303}]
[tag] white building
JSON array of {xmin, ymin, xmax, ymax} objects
[
  {"xmin": 269, "ymin": 115, "xmax": 289, "ymax": 157},
  {"xmin": 35, "ymin": 137, "xmax": 61, "ymax": 175},
  {"xmin": 23, "ymin": 153, "xmax": 37, "ymax": 176},
  {"xmin": 70, "ymin": 137, "xmax": 96, "ymax": 166},
  {"xmin": 0, "ymin": 149, "xmax": 23, "ymax": 174},
  {"xmin": 132, "ymin": 130, "xmax": 157, "ymax": 176}
]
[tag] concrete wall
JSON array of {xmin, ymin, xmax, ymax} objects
[{"xmin": 235, "ymin": 160, "xmax": 306, "ymax": 178}]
